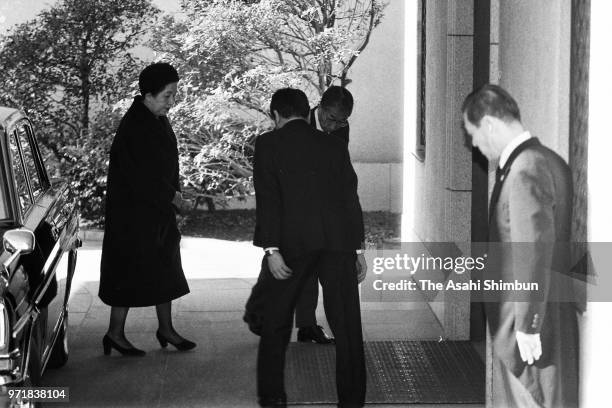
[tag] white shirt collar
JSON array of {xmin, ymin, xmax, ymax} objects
[
  {"xmin": 498, "ymin": 131, "xmax": 532, "ymax": 168},
  {"xmin": 314, "ymin": 107, "xmax": 323, "ymax": 131}
]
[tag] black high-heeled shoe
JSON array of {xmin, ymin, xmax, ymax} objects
[
  {"xmin": 102, "ymin": 334, "xmax": 146, "ymax": 357},
  {"xmin": 156, "ymin": 330, "xmax": 196, "ymax": 351}
]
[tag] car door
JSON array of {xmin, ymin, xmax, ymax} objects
[
  {"xmin": 3, "ymin": 125, "xmax": 37, "ymax": 336},
  {"xmin": 8, "ymin": 120, "xmax": 71, "ymax": 366}
]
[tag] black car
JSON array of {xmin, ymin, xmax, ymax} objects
[{"xmin": 0, "ymin": 107, "xmax": 80, "ymax": 406}]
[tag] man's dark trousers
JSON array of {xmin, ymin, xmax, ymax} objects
[
  {"xmin": 246, "ymin": 256, "xmax": 322, "ymax": 329},
  {"xmin": 294, "ymin": 273, "xmax": 319, "ymax": 327},
  {"xmin": 257, "ymin": 250, "xmax": 365, "ymax": 407}
]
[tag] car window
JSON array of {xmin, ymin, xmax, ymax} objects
[
  {"xmin": 9, "ymin": 130, "xmax": 33, "ymax": 215},
  {"xmin": 16, "ymin": 123, "xmax": 43, "ymax": 201}
]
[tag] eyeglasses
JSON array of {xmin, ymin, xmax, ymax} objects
[{"xmin": 321, "ymin": 109, "xmax": 349, "ymax": 128}]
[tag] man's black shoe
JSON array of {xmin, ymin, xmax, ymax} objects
[
  {"xmin": 243, "ymin": 311, "xmax": 262, "ymax": 336},
  {"xmin": 297, "ymin": 325, "xmax": 335, "ymax": 344},
  {"xmin": 258, "ymin": 396, "xmax": 287, "ymax": 407}
]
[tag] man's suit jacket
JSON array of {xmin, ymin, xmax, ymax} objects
[
  {"xmin": 487, "ymin": 137, "xmax": 578, "ymax": 406},
  {"xmin": 310, "ymin": 107, "xmax": 350, "ymax": 144},
  {"xmin": 253, "ymin": 119, "xmax": 364, "ymax": 260}
]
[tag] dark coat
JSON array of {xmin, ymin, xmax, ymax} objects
[
  {"xmin": 487, "ymin": 137, "xmax": 578, "ymax": 407},
  {"xmin": 253, "ymin": 119, "xmax": 364, "ymax": 260},
  {"xmin": 99, "ymin": 96, "xmax": 189, "ymax": 307},
  {"xmin": 310, "ymin": 107, "xmax": 350, "ymax": 143}
]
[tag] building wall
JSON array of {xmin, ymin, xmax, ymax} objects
[
  {"xmin": 353, "ymin": 163, "xmax": 403, "ymax": 212},
  {"xmin": 498, "ymin": 0, "xmax": 571, "ymax": 160},
  {"xmin": 411, "ymin": 0, "xmax": 448, "ymax": 242},
  {"xmin": 402, "ymin": 0, "xmax": 474, "ymax": 340},
  {"xmin": 348, "ymin": 0, "xmax": 404, "ymax": 164},
  {"xmin": 584, "ymin": 3, "xmax": 612, "ymax": 406},
  {"xmin": 347, "ymin": 0, "xmax": 405, "ymax": 212},
  {"xmin": 409, "ymin": 0, "xmax": 473, "ymax": 244}
]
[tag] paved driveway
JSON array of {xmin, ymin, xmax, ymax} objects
[{"xmin": 40, "ymin": 238, "xmax": 459, "ymax": 408}]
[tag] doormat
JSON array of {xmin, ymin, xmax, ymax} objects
[{"xmin": 285, "ymin": 340, "xmax": 485, "ymax": 404}]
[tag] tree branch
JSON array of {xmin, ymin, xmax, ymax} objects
[{"xmin": 341, "ymin": 0, "xmax": 377, "ymax": 86}]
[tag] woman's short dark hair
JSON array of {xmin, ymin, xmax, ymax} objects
[
  {"xmin": 321, "ymin": 86, "xmax": 354, "ymax": 116},
  {"xmin": 138, "ymin": 62, "xmax": 180, "ymax": 97},
  {"xmin": 462, "ymin": 84, "xmax": 521, "ymax": 126},
  {"xmin": 269, "ymin": 88, "xmax": 310, "ymax": 119}
]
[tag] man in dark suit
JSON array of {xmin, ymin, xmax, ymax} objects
[
  {"xmin": 295, "ymin": 86, "xmax": 354, "ymax": 343},
  {"xmin": 462, "ymin": 84, "xmax": 578, "ymax": 407},
  {"xmin": 244, "ymin": 86, "xmax": 356, "ymax": 345},
  {"xmin": 253, "ymin": 88, "xmax": 366, "ymax": 407}
]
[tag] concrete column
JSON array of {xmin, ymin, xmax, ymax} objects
[
  {"xmin": 403, "ymin": 0, "xmax": 474, "ymax": 340},
  {"xmin": 440, "ymin": 0, "xmax": 474, "ymax": 340}
]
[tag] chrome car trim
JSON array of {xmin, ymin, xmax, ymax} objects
[
  {"xmin": 12, "ymin": 238, "xmax": 61, "ymax": 337},
  {"xmin": 0, "ymin": 302, "xmax": 7, "ymax": 350},
  {"xmin": 33, "ymin": 240, "xmax": 62, "ymax": 307},
  {"xmin": 0, "ymin": 314, "xmax": 36, "ymax": 385},
  {"xmin": 12, "ymin": 305, "xmax": 34, "ymax": 337},
  {"xmin": 15, "ymin": 316, "xmax": 35, "ymax": 384},
  {"xmin": 0, "ymin": 350, "xmax": 20, "ymax": 385},
  {"xmin": 41, "ymin": 308, "xmax": 66, "ymax": 373},
  {"xmin": 14, "ymin": 297, "xmax": 26, "ymax": 315}
]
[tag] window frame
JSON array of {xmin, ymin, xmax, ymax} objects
[
  {"xmin": 6, "ymin": 117, "xmax": 50, "ymax": 220},
  {"xmin": 9, "ymin": 127, "xmax": 35, "ymax": 218},
  {"xmin": 0, "ymin": 133, "xmax": 12, "ymax": 223},
  {"xmin": 16, "ymin": 120, "xmax": 50, "ymax": 198}
]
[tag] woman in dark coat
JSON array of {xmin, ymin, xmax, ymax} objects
[{"xmin": 99, "ymin": 63, "xmax": 195, "ymax": 355}]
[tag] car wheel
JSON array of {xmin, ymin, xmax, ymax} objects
[{"xmin": 46, "ymin": 312, "xmax": 68, "ymax": 369}]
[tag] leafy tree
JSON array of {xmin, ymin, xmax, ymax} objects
[
  {"xmin": 0, "ymin": 0, "xmax": 159, "ymax": 225},
  {"xmin": 151, "ymin": 0, "xmax": 386, "ymax": 205}
]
